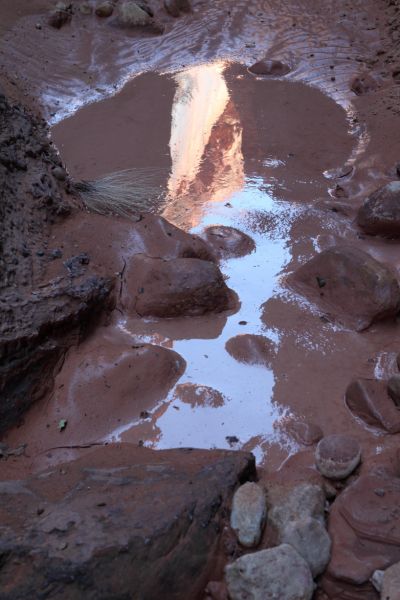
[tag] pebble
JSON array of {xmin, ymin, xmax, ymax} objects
[
  {"xmin": 230, "ymin": 482, "xmax": 266, "ymax": 548},
  {"xmin": 280, "ymin": 516, "xmax": 331, "ymax": 577},
  {"xmin": 225, "ymin": 544, "xmax": 314, "ymax": 600},
  {"xmin": 315, "ymin": 434, "xmax": 361, "ymax": 480}
]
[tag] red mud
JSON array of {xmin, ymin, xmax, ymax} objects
[{"xmin": 2, "ymin": 0, "xmax": 400, "ymax": 598}]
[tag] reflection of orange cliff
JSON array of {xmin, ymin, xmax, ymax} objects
[{"xmin": 163, "ymin": 62, "xmax": 245, "ymax": 229}]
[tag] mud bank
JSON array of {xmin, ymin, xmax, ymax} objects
[{"xmin": 2, "ymin": 0, "xmax": 400, "ymax": 598}]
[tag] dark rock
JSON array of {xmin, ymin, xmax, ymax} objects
[
  {"xmin": 388, "ymin": 374, "xmax": 400, "ymax": 406},
  {"xmin": 351, "ymin": 73, "xmax": 379, "ymax": 95},
  {"xmin": 321, "ymin": 471, "xmax": 400, "ymax": 599},
  {"xmin": 315, "ymin": 434, "xmax": 361, "ymax": 480},
  {"xmin": 357, "ymin": 181, "xmax": 400, "ymax": 236},
  {"xmin": 95, "ymin": 1, "xmax": 114, "ymax": 17},
  {"xmin": 164, "ymin": 0, "xmax": 191, "ymax": 17},
  {"xmin": 51, "ymin": 165, "xmax": 67, "ymax": 181},
  {"xmin": 48, "ymin": 3, "xmax": 72, "ymax": 28},
  {"xmin": 346, "ymin": 378, "xmax": 400, "ymax": 433},
  {"xmin": 289, "ymin": 245, "xmax": 400, "ymax": 331},
  {"xmin": 201, "ymin": 225, "xmax": 255, "ymax": 259},
  {"xmin": 248, "ymin": 60, "xmax": 291, "ymax": 77},
  {"xmin": 122, "ymin": 256, "xmax": 235, "ymax": 318},
  {"xmin": 225, "ymin": 334, "xmax": 275, "ymax": 367},
  {"xmin": 0, "ymin": 445, "xmax": 255, "ymax": 600}
]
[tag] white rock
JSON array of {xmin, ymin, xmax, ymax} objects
[
  {"xmin": 280, "ymin": 517, "xmax": 331, "ymax": 577},
  {"xmin": 370, "ymin": 569, "xmax": 384, "ymax": 592},
  {"xmin": 230, "ymin": 482, "xmax": 266, "ymax": 547},
  {"xmin": 225, "ymin": 543, "xmax": 314, "ymax": 600},
  {"xmin": 381, "ymin": 562, "xmax": 400, "ymax": 599}
]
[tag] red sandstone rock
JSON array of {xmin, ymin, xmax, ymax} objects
[
  {"xmin": 200, "ymin": 226, "xmax": 255, "ymax": 259},
  {"xmin": 122, "ymin": 255, "xmax": 235, "ymax": 318},
  {"xmin": 287, "ymin": 421, "xmax": 323, "ymax": 446},
  {"xmin": 0, "ymin": 445, "xmax": 255, "ymax": 600},
  {"xmin": 345, "ymin": 378, "xmax": 400, "ymax": 433},
  {"xmin": 290, "ymin": 245, "xmax": 400, "ymax": 331},
  {"xmin": 357, "ymin": 181, "xmax": 400, "ymax": 236},
  {"xmin": 225, "ymin": 334, "xmax": 275, "ymax": 366},
  {"xmin": 315, "ymin": 434, "xmax": 361, "ymax": 480}
]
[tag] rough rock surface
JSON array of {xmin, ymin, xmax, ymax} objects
[
  {"xmin": 381, "ymin": 562, "xmax": 400, "ymax": 600},
  {"xmin": 0, "ymin": 93, "xmax": 114, "ymax": 433},
  {"xmin": 230, "ymin": 482, "xmax": 266, "ymax": 547},
  {"xmin": 122, "ymin": 255, "xmax": 234, "ymax": 317},
  {"xmin": 290, "ymin": 245, "xmax": 400, "ymax": 331},
  {"xmin": 225, "ymin": 544, "xmax": 314, "ymax": 600},
  {"xmin": 268, "ymin": 483, "xmax": 325, "ymax": 534},
  {"xmin": 357, "ymin": 182, "xmax": 400, "ymax": 236},
  {"xmin": 315, "ymin": 434, "xmax": 361, "ymax": 480},
  {"xmin": 280, "ymin": 517, "xmax": 331, "ymax": 577},
  {"xmin": 346, "ymin": 378, "xmax": 400, "ymax": 433},
  {"xmin": 322, "ymin": 471, "xmax": 400, "ymax": 599},
  {"xmin": 201, "ymin": 225, "xmax": 255, "ymax": 259},
  {"xmin": 0, "ymin": 445, "xmax": 255, "ymax": 600},
  {"xmin": 225, "ymin": 334, "xmax": 275, "ymax": 367}
]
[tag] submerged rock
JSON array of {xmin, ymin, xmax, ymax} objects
[
  {"xmin": 122, "ymin": 256, "xmax": 235, "ymax": 318},
  {"xmin": 0, "ymin": 445, "xmax": 255, "ymax": 600},
  {"xmin": 225, "ymin": 334, "xmax": 275, "ymax": 367},
  {"xmin": 290, "ymin": 245, "xmax": 400, "ymax": 331},
  {"xmin": 201, "ymin": 225, "xmax": 255, "ymax": 259},
  {"xmin": 357, "ymin": 181, "xmax": 400, "ymax": 236},
  {"xmin": 230, "ymin": 482, "xmax": 266, "ymax": 547},
  {"xmin": 346, "ymin": 378, "xmax": 400, "ymax": 433},
  {"xmin": 280, "ymin": 517, "xmax": 331, "ymax": 577},
  {"xmin": 315, "ymin": 434, "xmax": 361, "ymax": 480},
  {"xmin": 225, "ymin": 544, "xmax": 314, "ymax": 600},
  {"xmin": 248, "ymin": 59, "xmax": 291, "ymax": 77}
]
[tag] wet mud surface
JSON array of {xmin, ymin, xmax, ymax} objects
[{"xmin": 2, "ymin": 0, "xmax": 400, "ymax": 598}]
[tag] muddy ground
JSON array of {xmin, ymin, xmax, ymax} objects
[{"xmin": 1, "ymin": 0, "xmax": 400, "ymax": 598}]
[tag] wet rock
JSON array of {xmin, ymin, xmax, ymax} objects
[
  {"xmin": 280, "ymin": 517, "xmax": 331, "ymax": 577},
  {"xmin": 115, "ymin": 1, "xmax": 162, "ymax": 30},
  {"xmin": 268, "ymin": 483, "xmax": 325, "ymax": 533},
  {"xmin": 201, "ymin": 225, "xmax": 255, "ymax": 259},
  {"xmin": 0, "ymin": 445, "xmax": 255, "ymax": 600},
  {"xmin": 225, "ymin": 544, "xmax": 314, "ymax": 600},
  {"xmin": 48, "ymin": 2, "xmax": 72, "ymax": 28},
  {"xmin": 287, "ymin": 421, "xmax": 323, "ymax": 446},
  {"xmin": 315, "ymin": 434, "xmax": 361, "ymax": 480},
  {"xmin": 321, "ymin": 471, "xmax": 400, "ymax": 599},
  {"xmin": 225, "ymin": 334, "xmax": 275, "ymax": 367},
  {"xmin": 248, "ymin": 59, "xmax": 291, "ymax": 77},
  {"xmin": 388, "ymin": 374, "xmax": 400, "ymax": 406},
  {"xmin": 230, "ymin": 482, "xmax": 266, "ymax": 547},
  {"xmin": 80, "ymin": 2, "xmax": 93, "ymax": 15},
  {"xmin": 382, "ymin": 562, "xmax": 400, "ymax": 599},
  {"xmin": 173, "ymin": 383, "xmax": 225, "ymax": 408},
  {"xmin": 290, "ymin": 245, "xmax": 400, "ymax": 331},
  {"xmin": 351, "ymin": 73, "xmax": 379, "ymax": 95},
  {"xmin": 346, "ymin": 378, "xmax": 400, "ymax": 433},
  {"xmin": 51, "ymin": 165, "xmax": 67, "ymax": 181},
  {"xmin": 122, "ymin": 256, "xmax": 234, "ymax": 318},
  {"xmin": 357, "ymin": 181, "xmax": 400, "ymax": 236},
  {"xmin": 164, "ymin": 0, "xmax": 191, "ymax": 17},
  {"xmin": 95, "ymin": 1, "xmax": 114, "ymax": 17}
]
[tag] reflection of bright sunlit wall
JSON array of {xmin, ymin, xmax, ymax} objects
[{"xmin": 165, "ymin": 62, "xmax": 245, "ymax": 227}]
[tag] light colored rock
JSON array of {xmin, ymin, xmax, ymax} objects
[
  {"xmin": 269, "ymin": 483, "xmax": 325, "ymax": 533},
  {"xmin": 381, "ymin": 562, "xmax": 400, "ymax": 599},
  {"xmin": 280, "ymin": 517, "xmax": 331, "ymax": 577},
  {"xmin": 230, "ymin": 482, "xmax": 266, "ymax": 548},
  {"xmin": 225, "ymin": 543, "xmax": 314, "ymax": 600},
  {"xmin": 370, "ymin": 569, "xmax": 384, "ymax": 592},
  {"xmin": 117, "ymin": 1, "xmax": 153, "ymax": 26},
  {"xmin": 315, "ymin": 434, "xmax": 361, "ymax": 480}
]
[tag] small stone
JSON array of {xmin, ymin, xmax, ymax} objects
[
  {"xmin": 280, "ymin": 517, "xmax": 331, "ymax": 577},
  {"xmin": 80, "ymin": 3, "xmax": 93, "ymax": 14},
  {"xmin": 164, "ymin": 0, "xmax": 180, "ymax": 17},
  {"xmin": 51, "ymin": 166, "xmax": 67, "ymax": 181},
  {"xmin": 381, "ymin": 562, "xmax": 400, "ymax": 599},
  {"xmin": 116, "ymin": 1, "xmax": 153, "ymax": 26},
  {"xmin": 388, "ymin": 374, "xmax": 400, "ymax": 406},
  {"xmin": 35, "ymin": 22, "xmax": 42, "ymax": 30},
  {"xmin": 95, "ymin": 1, "xmax": 114, "ymax": 17},
  {"xmin": 225, "ymin": 544, "xmax": 314, "ymax": 600},
  {"xmin": 230, "ymin": 482, "xmax": 266, "ymax": 548},
  {"xmin": 370, "ymin": 569, "xmax": 384, "ymax": 592},
  {"xmin": 269, "ymin": 483, "xmax": 325, "ymax": 533},
  {"xmin": 315, "ymin": 434, "xmax": 361, "ymax": 480},
  {"xmin": 48, "ymin": 7, "xmax": 72, "ymax": 29},
  {"xmin": 351, "ymin": 73, "xmax": 379, "ymax": 95}
]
